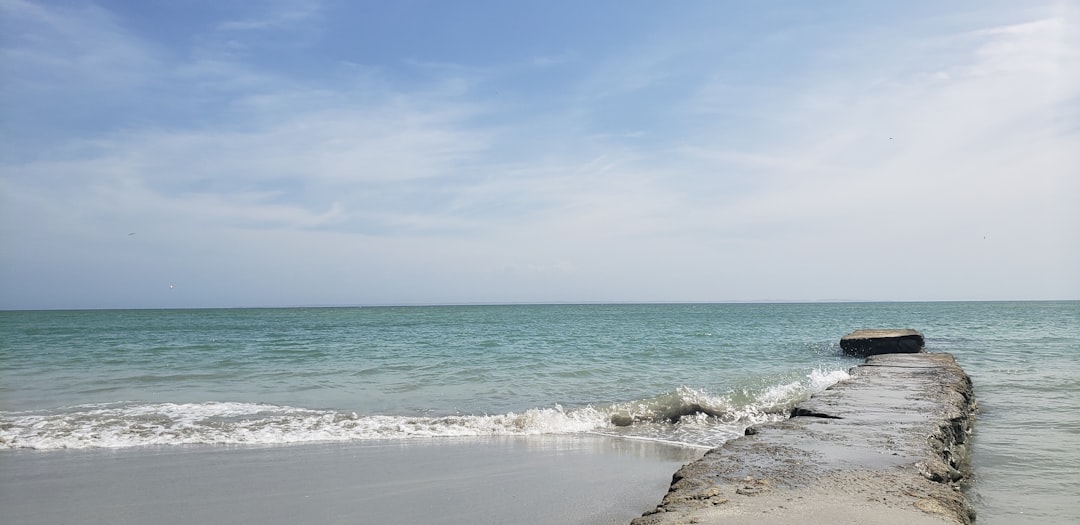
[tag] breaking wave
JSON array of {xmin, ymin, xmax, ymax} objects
[{"xmin": 1, "ymin": 368, "xmax": 850, "ymax": 450}]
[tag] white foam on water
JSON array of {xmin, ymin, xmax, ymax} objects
[
  {"xmin": 0, "ymin": 368, "xmax": 852, "ymax": 450},
  {"xmin": 809, "ymin": 368, "xmax": 852, "ymax": 391},
  {"xmin": 0, "ymin": 402, "xmax": 617, "ymax": 450}
]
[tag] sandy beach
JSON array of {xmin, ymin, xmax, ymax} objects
[{"xmin": 0, "ymin": 435, "xmax": 702, "ymax": 525}]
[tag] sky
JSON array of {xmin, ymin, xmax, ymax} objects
[{"xmin": 1, "ymin": 0, "xmax": 1078, "ymax": 309}]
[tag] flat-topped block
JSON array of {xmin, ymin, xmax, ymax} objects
[{"xmin": 840, "ymin": 329, "xmax": 924, "ymax": 356}]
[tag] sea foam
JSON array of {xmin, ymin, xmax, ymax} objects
[{"xmin": 0, "ymin": 368, "xmax": 849, "ymax": 450}]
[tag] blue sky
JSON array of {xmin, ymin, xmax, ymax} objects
[{"xmin": 1, "ymin": 0, "xmax": 1078, "ymax": 309}]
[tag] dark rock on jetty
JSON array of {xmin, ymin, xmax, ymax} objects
[
  {"xmin": 840, "ymin": 328, "xmax": 925, "ymax": 356},
  {"xmin": 633, "ymin": 353, "xmax": 976, "ymax": 525}
]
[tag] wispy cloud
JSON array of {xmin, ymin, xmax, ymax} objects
[
  {"xmin": 1, "ymin": 1, "xmax": 1077, "ymax": 308},
  {"xmin": 216, "ymin": 0, "xmax": 323, "ymax": 32},
  {"xmin": 0, "ymin": 0, "xmax": 158, "ymax": 83}
]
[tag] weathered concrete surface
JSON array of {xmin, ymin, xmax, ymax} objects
[
  {"xmin": 633, "ymin": 353, "xmax": 976, "ymax": 525},
  {"xmin": 840, "ymin": 329, "xmax": 925, "ymax": 356}
]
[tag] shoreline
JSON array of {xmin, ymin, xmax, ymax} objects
[{"xmin": 633, "ymin": 353, "xmax": 976, "ymax": 524}]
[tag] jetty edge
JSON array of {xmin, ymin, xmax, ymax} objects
[{"xmin": 632, "ymin": 352, "xmax": 976, "ymax": 525}]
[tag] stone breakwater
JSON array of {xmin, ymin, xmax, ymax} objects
[{"xmin": 633, "ymin": 353, "xmax": 976, "ymax": 525}]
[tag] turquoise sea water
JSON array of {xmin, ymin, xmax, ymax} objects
[{"xmin": 1, "ymin": 302, "xmax": 1078, "ymax": 523}]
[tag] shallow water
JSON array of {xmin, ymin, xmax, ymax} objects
[{"xmin": 1, "ymin": 301, "xmax": 1077, "ymax": 522}]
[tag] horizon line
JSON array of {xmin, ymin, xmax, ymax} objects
[{"xmin": 2, "ymin": 298, "xmax": 1077, "ymax": 312}]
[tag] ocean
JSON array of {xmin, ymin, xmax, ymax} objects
[{"xmin": 1, "ymin": 302, "xmax": 1077, "ymax": 523}]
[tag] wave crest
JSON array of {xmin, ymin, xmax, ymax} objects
[{"xmin": 1, "ymin": 368, "xmax": 850, "ymax": 450}]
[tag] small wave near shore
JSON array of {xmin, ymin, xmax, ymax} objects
[{"xmin": 1, "ymin": 369, "xmax": 849, "ymax": 450}]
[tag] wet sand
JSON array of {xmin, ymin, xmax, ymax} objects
[{"xmin": 0, "ymin": 435, "xmax": 702, "ymax": 525}]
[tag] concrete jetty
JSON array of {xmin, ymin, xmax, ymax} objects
[{"xmin": 633, "ymin": 353, "xmax": 976, "ymax": 525}]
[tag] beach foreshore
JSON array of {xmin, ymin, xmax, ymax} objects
[
  {"xmin": 0, "ymin": 435, "xmax": 702, "ymax": 525},
  {"xmin": 633, "ymin": 352, "xmax": 976, "ymax": 524},
  {"xmin": 0, "ymin": 353, "xmax": 977, "ymax": 525}
]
